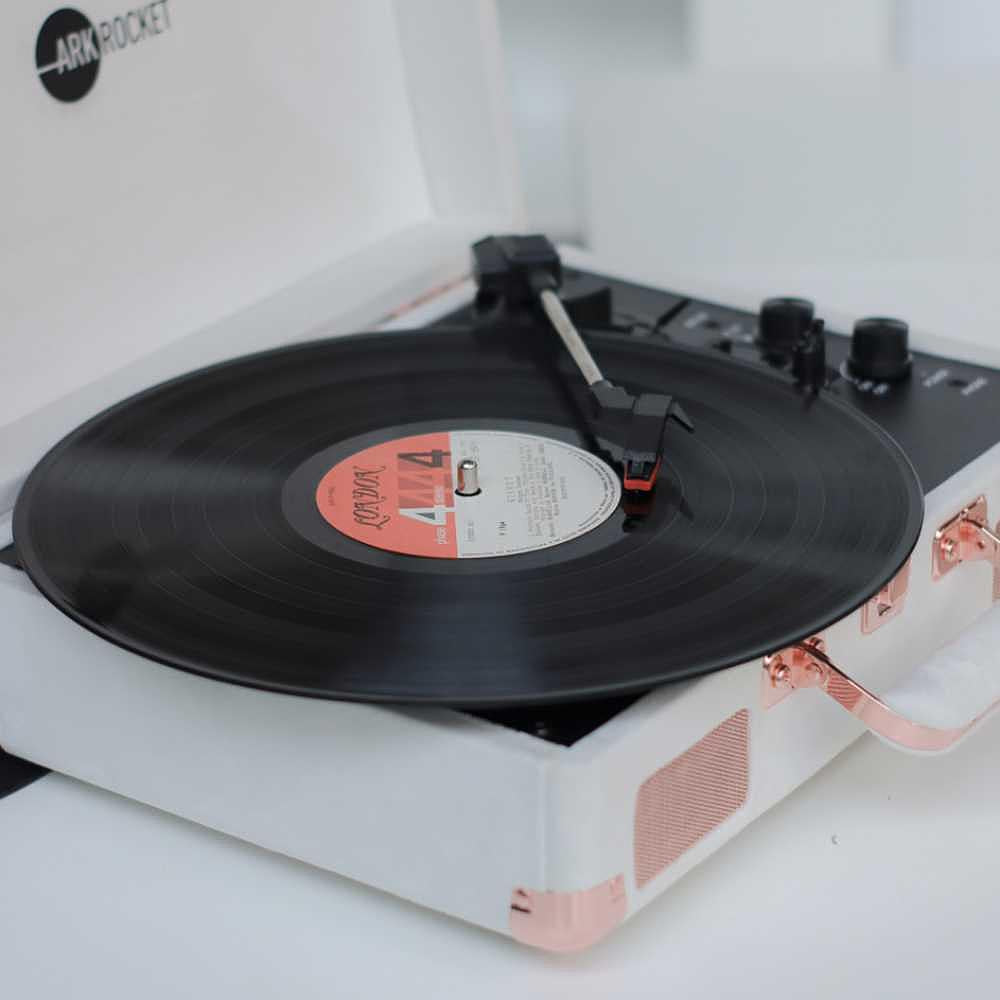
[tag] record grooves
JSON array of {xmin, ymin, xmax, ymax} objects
[{"xmin": 12, "ymin": 325, "xmax": 923, "ymax": 707}]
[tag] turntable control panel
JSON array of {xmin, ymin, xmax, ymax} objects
[
  {"xmin": 446, "ymin": 267, "xmax": 1000, "ymax": 493},
  {"xmin": 635, "ymin": 285, "xmax": 1000, "ymax": 492}
]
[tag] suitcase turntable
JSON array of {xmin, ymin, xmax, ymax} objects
[{"xmin": 4, "ymin": 235, "xmax": 1000, "ymax": 950}]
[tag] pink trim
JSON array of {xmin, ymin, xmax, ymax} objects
[
  {"xmin": 509, "ymin": 876, "xmax": 626, "ymax": 952},
  {"xmin": 633, "ymin": 710, "xmax": 749, "ymax": 887}
]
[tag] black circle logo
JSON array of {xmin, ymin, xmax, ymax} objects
[{"xmin": 35, "ymin": 8, "xmax": 100, "ymax": 103}]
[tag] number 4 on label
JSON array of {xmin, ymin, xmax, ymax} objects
[
  {"xmin": 398, "ymin": 450, "xmax": 449, "ymax": 469},
  {"xmin": 398, "ymin": 506, "xmax": 454, "ymax": 526}
]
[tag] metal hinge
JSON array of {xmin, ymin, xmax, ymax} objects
[{"xmin": 932, "ymin": 495, "xmax": 1000, "ymax": 601}]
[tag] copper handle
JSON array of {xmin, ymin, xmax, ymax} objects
[
  {"xmin": 763, "ymin": 499, "xmax": 1000, "ymax": 753},
  {"xmin": 763, "ymin": 637, "xmax": 999, "ymax": 754}
]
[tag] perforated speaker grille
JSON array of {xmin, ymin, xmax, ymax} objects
[{"xmin": 634, "ymin": 709, "xmax": 749, "ymax": 888}]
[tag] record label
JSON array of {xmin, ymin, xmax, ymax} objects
[{"xmin": 314, "ymin": 430, "xmax": 621, "ymax": 558}]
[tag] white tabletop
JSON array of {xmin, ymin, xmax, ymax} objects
[{"xmin": 3, "ymin": 717, "xmax": 998, "ymax": 998}]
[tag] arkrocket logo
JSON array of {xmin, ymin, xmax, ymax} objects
[{"xmin": 35, "ymin": 4, "xmax": 172, "ymax": 103}]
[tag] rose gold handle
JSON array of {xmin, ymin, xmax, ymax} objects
[{"xmin": 762, "ymin": 638, "xmax": 999, "ymax": 754}]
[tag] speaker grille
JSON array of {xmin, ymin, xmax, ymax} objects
[{"xmin": 634, "ymin": 709, "xmax": 749, "ymax": 888}]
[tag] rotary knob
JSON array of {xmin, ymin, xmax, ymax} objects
[
  {"xmin": 758, "ymin": 297, "xmax": 815, "ymax": 353},
  {"xmin": 848, "ymin": 317, "xmax": 912, "ymax": 382}
]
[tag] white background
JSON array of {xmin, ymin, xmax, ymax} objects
[{"xmin": 497, "ymin": 0, "xmax": 1000, "ymax": 239}]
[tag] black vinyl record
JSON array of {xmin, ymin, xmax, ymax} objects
[{"xmin": 13, "ymin": 325, "xmax": 923, "ymax": 706}]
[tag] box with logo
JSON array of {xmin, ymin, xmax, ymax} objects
[{"xmin": 5, "ymin": 0, "xmax": 1000, "ymax": 953}]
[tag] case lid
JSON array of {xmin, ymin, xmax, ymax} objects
[{"xmin": 1, "ymin": 0, "xmax": 519, "ymax": 507}]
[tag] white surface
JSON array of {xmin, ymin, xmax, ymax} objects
[
  {"xmin": 3, "ymin": 724, "xmax": 1000, "ymax": 998},
  {"xmin": 899, "ymin": 0, "xmax": 1000, "ymax": 68},
  {"xmin": 690, "ymin": 0, "xmax": 894, "ymax": 69}
]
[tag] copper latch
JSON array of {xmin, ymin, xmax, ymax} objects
[
  {"xmin": 861, "ymin": 559, "xmax": 911, "ymax": 634},
  {"xmin": 932, "ymin": 495, "xmax": 1000, "ymax": 600}
]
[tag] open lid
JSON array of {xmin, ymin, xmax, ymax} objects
[{"xmin": 1, "ymin": 0, "xmax": 520, "ymax": 512}]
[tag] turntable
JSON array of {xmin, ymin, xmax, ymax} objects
[{"xmin": 4, "ymin": 1, "xmax": 1000, "ymax": 955}]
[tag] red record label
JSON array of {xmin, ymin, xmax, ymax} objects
[{"xmin": 315, "ymin": 430, "xmax": 620, "ymax": 559}]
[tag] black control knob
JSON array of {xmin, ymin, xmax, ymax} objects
[
  {"xmin": 848, "ymin": 317, "xmax": 912, "ymax": 382},
  {"xmin": 758, "ymin": 297, "xmax": 815, "ymax": 352}
]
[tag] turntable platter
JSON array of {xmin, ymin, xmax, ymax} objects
[{"xmin": 12, "ymin": 325, "xmax": 923, "ymax": 706}]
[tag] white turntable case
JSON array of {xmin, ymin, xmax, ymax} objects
[{"xmin": 4, "ymin": 0, "xmax": 1000, "ymax": 952}]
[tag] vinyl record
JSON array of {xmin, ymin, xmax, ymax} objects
[{"xmin": 13, "ymin": 324, "xmax": 923, "ymax": 706}]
